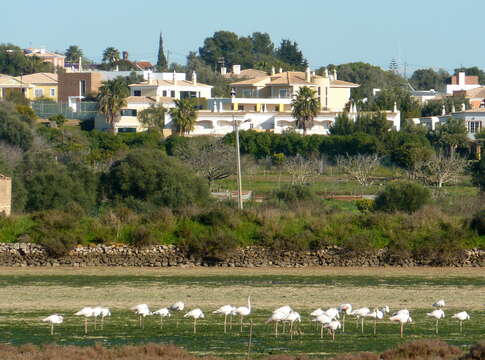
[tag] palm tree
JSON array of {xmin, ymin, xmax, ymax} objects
[
  {"xmin": 102, "ymin": 47, "xmax": 121, "ymax": 65},
  {"xmin": 65, "ymin": 45, "xmax": 83, "ymax": 63},
  {"xmin": 291, "ymin": 86, "xmax": 320, "ymax": 135},
  {"xmin": 169, "ymin": 99, "xmax": 197, "ymax": 136},
  {"xmin": 97, "ymin": 78, "xmax": 128, "ymax": 132}
]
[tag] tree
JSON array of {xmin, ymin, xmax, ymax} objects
[
  {"xmin": 0, "ymin": 43, "xmax": 54, "ymax": 76},
  {"xmin": 101, "ymin": 149, "xmax": 209, "ymax": 208},
  {"xmin": 0, "ymin": 102, "xmax": 33, "ymax": 151},
  {"xmin": 174, "ymin": 137, "xmax": 236, "ymax": 189},
  {"xmin": 276, "ymin": 40, "xmax": 307, "ymax": 69},
  {"xmin": 355, "ymin": 112, "xmax": 392, "ymax": 137},
  {"xmin": 427, "ymin": 118, "xmax": 468, "ymax": 154},
  {"xmin": 199, "ymin": 31, "xmax": 253, "ymax": 69},
  {"xmin": 283, "ymin": 155, "xmax": 318, "ymax": 185},
  {"xmin": 454, "ymin": 66, "xmax": 485, "ymax": 84},
  {"xmin": 329, "ymin": 112, "xmax": 355, "ymax": 135},
  {"xmin": 291, "ymin": 87, "xmax": 320, "ymax": 135},
  {"xmin": 169, "ymin": 98, "xmax": 197, "ymax": 136},
  {"xmin": 156, "ymin": 33, "xmax": 168, "ymax": 71},
  {"xmin": 415, "ymin": 152, "xmax": 467, "ymax": 188},
  {"xmin": 373, "ymin": 181, "xmax": 430, "ymax": 213},
  {"xmin": 97, "ymin": 78, "xmax": 129, "ymax": 132},
  {"xmin": 409, "ymin": 68, "xmax": 449, "ymax": 91},
  {"xmin": 65, "ymin": 45, "xmax": 83, "ymax": 62},
  {"xmin": 102, "ymin": 47, "xmax": 120, "ymax": 65},
  {"xmin": 336, "ymin": 154, "xmax": 380, "ymax": 186},
  {"xmin": 471, "ymin": 157, "xmax": 485, "ymax": 191},
  {"xmin": 138, "ymin": 104, "xmax": 166, "ymax": 133},
  {"xmin": 251, "ymin": 32, "xmax": 274, "ymax": 56}
]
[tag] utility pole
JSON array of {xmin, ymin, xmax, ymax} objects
[{"xmin": 234, "ymin": 113, "xmax": 243, "ymax": 210}]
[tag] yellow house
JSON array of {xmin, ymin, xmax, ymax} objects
[
  {"xmin": 0, "ymin": 75, "xmax": 27, "ymax": 99},
  {"xmin": 15, "ymin": 73, "xmax": 58, "ymax": 101}
]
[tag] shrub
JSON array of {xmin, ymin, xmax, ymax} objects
[
  {"xmin": 356, "ymin": 199, "xmax": 374, "ymax": 213},
  {"xmin": 381, "ymin": 340, "xmax": 462, "ymax": 360},
  {"xmin": 272, "ymin": 184, "xmax": 313, "ymax": 204},
  {"xmin": 331, "ymin": 353, "xmax": 379, "ymax": 360},
  {"xmin": 373, "ymin": 181, "xmax": 430, "ymax": 213},
  {"xmin": 461, "ymin": 341, "xmax": 485, "ymax": 360},
  {"xmin": 470, "ymin": 209, "xmax": 485, "ymax": 235},
  {"xmin": 129, "ymin": 226, "xmax": 158, "ymax": 248}
]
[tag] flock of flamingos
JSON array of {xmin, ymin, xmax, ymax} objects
[{"xmin": 42, "ymin": 297, "xmax": 472, "ymax": 340}]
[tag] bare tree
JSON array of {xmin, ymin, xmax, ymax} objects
[
  {"xmin": 336, "ymin": 154, "xmax": 381, "ymax": 186},
  {"xmin": 283, "ymin": 155, "xmax": 319, "ymax": 185},
  {"xmin": 175, "ymin": 137, "xmax": 236, "ymax": 189},
  {"xmin": 415, "ymin": 152, "xmax": 467, "ymax": 188},
  {"xmin": 0, "ymin": 141, "xmax": 23, "ymax": 169}
]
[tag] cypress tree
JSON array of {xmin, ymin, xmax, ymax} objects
[{"xmin": 157, "ymin": 32, "xmax": 168, "ymax": 71}]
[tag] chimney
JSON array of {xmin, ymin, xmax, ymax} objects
[
  {"xmin": 173, "ymin": 69, "xmax": 177, "ymax": 84},
  {"xmin": 305, "ymin": 67, "xmax": 311, "ymax": 82},
  {"xmin": 122, "ymin": 51, "xmax": 129, "ymax": 61},
  {"xmin": 233, "ymin": 65, "xmax": 241, "ymax": 75},
  {"xmin": 462, "ymin": 102, "xmax": 466, "ymax": 111},
  {"xmin": 192, "ymin": 71, "xmax": 197, "ymax": 85},
  {"xmin": 458, "ymin": 72, "xmax": 466, "ymax": 86},
  {"xmin": 442, "ymin": 104, "xmax": 446, "ymax": 116},
  {"xmin": 333, "ymin": 69, "xmax": 337, "ymax": 80},
  {"xmin": 147, "ymin": 72, "xmax": 152, "ymax": 84},
  {"xmin": 221, "ymin": 66, "xmax": 227, "ymax": 75},
  {"xmin": 78, "ymin": 56, "xmax": 82, "ymax": 72},
  {"xmin": 279, "ymin": 67, "xmax": 283, "ymax": 74},
  {"xmin": 271, "ymin": 66, "xmax": 275, "ymax": 76},
  {"xmin": 324, "ymin": 68, "xmax": 329, "ymax": 78},
  {"xmin": 115, "ymin": 65, "xmax": 119, "ymax": 72},
  {"xmin": 393, "ymin": 102, "xmax": 398, "ymax": 113}
]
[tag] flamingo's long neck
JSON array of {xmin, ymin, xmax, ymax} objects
[{"xmin": 247, "ymin": 297, "xmax": 251, "ymax": 312}]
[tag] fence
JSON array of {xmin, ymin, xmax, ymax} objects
[{"xmin": 31, "ymin": 101, "xmax": 98, "ymax": 121}]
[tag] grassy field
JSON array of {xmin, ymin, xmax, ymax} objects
[{"xmin": 0, "ymin": 267, "xmax": 484, "ymax": 359}]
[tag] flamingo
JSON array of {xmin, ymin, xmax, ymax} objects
[
  {"xmin": 427, "ymin": 309, "xmax": 445, "ymax": 334},
  {"xmin": 99, "ymin": 307, "xmax": 111, "ymax": 330},
  {"xmin": 325, "ymin": 308, "xmax": 340, "ymax": 320},
  {"xmin": 312, "ymin": 313, "xmax": 332, "ymax": 339},
  {"xmin": 366, "ymin": 308, "xmax": 384, "ymax": 335},
  {"xmin": 42, "ymin": 314, "xmax": 63, "ymax": 335},
  {"xmin": 452, "ymin": 311, "xmax": 470, "ymax": 333},
  {"xmin": 74, "ymin": 306, "xmax": 95, "ymax": 334},
  {"xmin": 131, "ymin": 304, "xmax": 151, "ymax": 329},
  {"xmin": 169, "ymin": 301, "xmax": 185, "ymax": 328},
  {"xmin": 235, "ymin": 296, "xmax": 251, "ymax": 331},
  {"xmin": 184, "ymin": 308, "xmax": 204, "ymax": 334},
  {"xmin": 338, "ymin": 304, "xmax": 352, "ymax": 332},
  {"xmin": 380, "ymin": 306, "xmax": 390, "ymax": 314},
  {"xmin": 273, "ymin": 305, "xmax": 292, "ymax": 333},
  {"xmin": 310, "ymin": 308, "xmax": 325, "ymax": 317},
  {"xmin": 285, "ymin": 310, "xmax": 301, "ymax": 340},
  {"xmin": 266, "ymin": 309, "xmax": 288, "ymax": 337},
  {"xmin": 324, "ymin": 320, "xmax": 341, "ymax": 341},
  {"xmin": 153, "ymin": 308, "xmax": 171, "ymax": 329},
  {"xmin": 213, "ymin": 305, "xmax": 235, "ymax": 333},
  {"xmin": 433, "ymin": 299, "xmax": 445, "ymax": 308},
  {"xmin": 351, "ymin": 307, "xmax": 370, "ymax": 334},
  {"xmin": 390, "ymin": 309, "xmax": 412, "ymax": 338}
]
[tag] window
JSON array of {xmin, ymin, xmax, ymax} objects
[
  {"xmin": 50, "ymin": 88, "xmax": 55, "ymax": 97},
  {"xmin": 79, "ymin": 80, "xmax": 86, "ymax": 97},
  {"xmin": 120, "ymin": 109, "xmax": 137, "ymax": 117},
  {"xmin": 278, "ymin": 88, "xmax": 288, "ymax": 98},
  {"xmin": 133, "ymin": 90, "xmax": 141, "ymax": 96},
  {"xmin": 242, "ymin": 89, "xmax": 254, "ymax": 97},
  {"xmin": 180, "ymin": 91, "xmax": 197, "ymax": 99},
  {"xmin": 170, "ymin": 90, "xmax": 176, "ymax": 98},
  {"xmin": 238, "ymin": 104, "xmax": 244, "ymax": 111},
  {"xmin": 34, "ymin": 88, "xmax": 44, "ymax": 98},
  {"xmin": 469, "ymin": 121, "xmax": 482, "ymax": 133},
  {"xmin": 162, "ymin": 90, "xmax": 167, "ymax": 97},
  {"xmin": 117, "ymin": 127, "xmax": 137, "ymax": 133}
]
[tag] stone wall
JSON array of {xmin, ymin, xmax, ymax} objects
[
  {"xmin": 0, "ymin": 175, "xmax": 12, "ymax": 217},
  {"xmin": 0, "ymin": 243, "xmax": 484, "ymax": 267}
]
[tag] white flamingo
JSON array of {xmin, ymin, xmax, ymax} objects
[
  {"xmin": 380, "ymin": 306, "xmax": 390, "ymax": 314},
  {"xmin": 366, "ymin": 308, "xmax": 384, "ymax": 335},
  {"xmin": 266, "ymin": 309, "xmax": 288, "ymax": 337},
  {"xmin": 184, "ymin": 308, "xmax": 204, "ymax": 334},
  {"xmin": 427, "ymin": 309, "xmax": 445, "ymax": 334},
  {"xmin": 433, "ymin": 299, "xmax": 445, "ymax": 308},
  {"xmin": 310, "ymin": 308, "xmax": 325, "ymax": 317},
  {"xmin": 351, "ymin": 307, "xmax": 370, "ymax": 334},
  {"xmin": 285, "ymin": 310, "xmax": 301, "ymax": 340},
  {"xmin": 338, "ymin": 304, "xmax": 352, "ymax": 332},
  {"xmin": 452, "ymin": 311, "xmax": 470, "ymax": 333},
  {"xmin": 169, "ymin": 301, "xmax": 185, "ymax": 327},
  {"xmin": 324, "ymin": 320, "xmax": 341, "ymax": 341},
  {"xmin": 131, "ymin": 304, "xmax": 151, "ymax": 329},
  {"xmin": 325, "ymin": 308, "xmax": 340, "ymax": 320},
  {"xmin": 213, "ymin": 304, "xmax": 235, "ymax": 333},
  {"xmin": 42, "ymin": 314, "xmax": 63, "ymax": 335},
  {"xmin": 273, "ymin": 305, "xmax": 292, "ymax": 333},
  {"xmin": 74, "ymin": 306, "xmax": 95, "ymax": 334},
  {"xmin": 312, "ymin": 313, "xmax": 333, "ymax": 338},
  {"xmin": 235, "ymin": 296, "xmax": 251, "ymax": 331},
  {"xmin": 390, "ymin": 309, "xmax": 412, "ymax": 338},
  {"xmin": 153, "ymin": 308, "xmax": 171, "ymax": 329}
]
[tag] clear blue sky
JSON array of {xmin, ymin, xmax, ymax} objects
[{"xmin": 2, "ymin": 0, "xmax": 484, "ymax": 74}]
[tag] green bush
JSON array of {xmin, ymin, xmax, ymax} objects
[
  {"xmin": 470, "ymin": 209, "xmax": 485, "ymax": 235},
  {"xmin": 129, "ymin": 226, "xmax": 158, "ymax": 248},
  {"xmin": 272, "ymin": 184, "xmax": 313, "ymax": 204},
  {"xmin": 356, "ymin": 199, "xmax": 374, "ymax": 213},
  {"xmin": 373, "ymin": 181, "xmax": 430, "ymax": 213}
]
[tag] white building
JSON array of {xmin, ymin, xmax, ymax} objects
[{"xmin": 446, "ymin": 72, "xmax": 481, "ymax": 94}]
